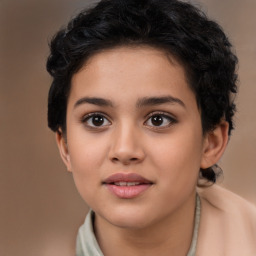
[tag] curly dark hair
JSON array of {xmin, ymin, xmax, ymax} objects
[{"xmin": 46, "ymin": 0, "xmax": 238, "ymax": 183}]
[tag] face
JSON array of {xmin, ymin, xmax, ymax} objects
[{"xmin": 58, "ymin": 47, "xmax": 221, "ymax": 229}]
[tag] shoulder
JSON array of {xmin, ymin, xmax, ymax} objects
[
  {"xmin": 196, "ymin": 184, "xmax": 256, "ymax": 255},
  {"xmin": 197, "ymin": 184, "xmax": 256, "ymax": 216}
]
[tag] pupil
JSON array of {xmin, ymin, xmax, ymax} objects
[
  {"xmin": 92, "ymin": 115, "xmax": 104, "ymax": 126},
  {"xmin": 152, "ymin": 115, "xmax": 163, "ymax": 126}
]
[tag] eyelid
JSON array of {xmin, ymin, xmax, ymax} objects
[
  {"xmin": 145, "ymin": 111, "xmax": 177, "ymax": 120},
  {"xmin": 81, "ymin": 111, "xmax": 108, "ymax": 121}
]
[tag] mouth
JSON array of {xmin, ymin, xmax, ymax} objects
[
  {"xmin": 103, "ymin": 173, "xmax": 153, "ymax": 199},
  {"xmin": 112, "ymin": 181, "xmax": 142, "ymax": 186}
]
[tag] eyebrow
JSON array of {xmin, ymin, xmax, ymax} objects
[
  {"xmin": 136, "ymin": 96, "xmax": 186, "ymax": 108},
  {"xmin": 74, "ymin": 97, "xmax": 114, "ymax": 108},
  {"xmin": 74, "ymin": 95, "xmax": 185, "ymax": 109}
]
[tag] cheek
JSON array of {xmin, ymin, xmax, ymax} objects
[
  {"xmin": 68, "ymin": 131, "xmax": 109, "ymax": 169},
  {"xmin": 67, "ymin": 133, "xmax": 109, "ymax": 195},
  {"xmin": 148, "ymin": 128, "xmax": 204, "ymax": 182}
]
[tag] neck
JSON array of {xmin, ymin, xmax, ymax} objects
[{"xmin": 94, "ymin": 193, "xmax": 197, "ymax": 256}]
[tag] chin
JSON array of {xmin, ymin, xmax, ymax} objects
[{"xmin": 98, "ymin": 205, "xmax": 158, "ymax": 230}]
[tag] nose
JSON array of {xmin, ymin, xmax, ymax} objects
[{"xmin": 108, "ymin": 123, "xmax": 145, "ymax": 165}]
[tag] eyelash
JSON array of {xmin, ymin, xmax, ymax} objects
[{"xmin": 81, "ymin": 111, "xmax": 177, "ymax": 130}]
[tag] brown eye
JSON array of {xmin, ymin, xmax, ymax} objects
[
  {"xmin": 151, "ymin": 115, "xmax": 164, "ymax": 126},
  {"xmin": 83, "ymin": 113, "xmax": 111, "ymax": 128},
  {"xmin": 92, "ymin": 115, "xmax": 104, "ymax": 126},
  {"xmin": 145, "ymin": 113, "xmax": 176, "ymax": 128}
]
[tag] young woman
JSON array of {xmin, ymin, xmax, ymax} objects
[{"xmin": 46, "ymin": 0, "xmax": 256, "ymax": 255}]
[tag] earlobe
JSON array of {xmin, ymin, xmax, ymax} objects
[
  {"xmin": 56, "ymin": 130, "xmax": 72, "ymax": 172},
  {"xmin": 200, "ymin": 121, "xmax": 229, "ymax": 169}
]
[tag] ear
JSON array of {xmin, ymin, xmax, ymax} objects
[
  {"xmin": 200, "ymin": 121, "xmax": 229, "ymax": 169},
  {"xmin": 56, "ymin": 130, "xmax": 72, "ymax": 172}
]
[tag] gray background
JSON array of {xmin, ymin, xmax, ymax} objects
[{"xmin": 1, "ymin": 0, "xmax": 255, "ymax": 255}]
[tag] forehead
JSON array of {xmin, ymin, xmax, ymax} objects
[{"xmin": 69, "ymin": 46, "xmax": 196, "ymax": 108}]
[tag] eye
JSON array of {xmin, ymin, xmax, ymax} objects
[
  {"xmin": 144, "ymin": 113, "xmax": 176, "ymax": 128},
  {"xmin": 82, "ymin": 113, "xmax": 111, "ymax": 128}
]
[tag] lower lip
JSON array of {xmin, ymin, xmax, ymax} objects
[{"xmin": 105, "ymin": 184, "xmax": 152, "ymax": 199}]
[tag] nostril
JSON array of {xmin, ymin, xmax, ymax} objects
[
  {"xmin": 112, "ymin": 157, "xmax": 119, "ymax": 162},
  {"xmin": 111, "ymin": 157, "xmax": 139, "ymax": 164}
]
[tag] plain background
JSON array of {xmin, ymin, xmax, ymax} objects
[{"xmin": 1, "ymin": 0, "xmax": 255, "ymax": 255}]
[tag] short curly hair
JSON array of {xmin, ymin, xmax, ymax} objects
[{"xmin": 46, "ymin": 0, "xmax": 238, "ymax": 183}]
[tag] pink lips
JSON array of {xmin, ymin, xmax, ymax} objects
[{"xmin": 103, "ymin": 173, "xmax": 153, "ymax": 199}]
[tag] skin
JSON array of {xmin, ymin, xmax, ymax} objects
[{"xmin": 57, "ymin": 46, "xmax": 229, "ymax": 256}]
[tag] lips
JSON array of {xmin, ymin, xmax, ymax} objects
[{"xmin": 103, "ymin": 173, "xmax": 153, "ymax": 199}]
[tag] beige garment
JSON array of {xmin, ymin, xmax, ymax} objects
[
  {"xmin": 196, "ymin": 185, "xmax": 256, "ymax": 256},
  {"xmin": 76, "ymin": 185, "xmax": 256, "ymax": 255},
  {"xmin": 76, "ymin": 195, "xmax": 200, "ymax": 256}
]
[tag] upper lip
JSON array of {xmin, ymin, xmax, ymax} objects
[{"xmin": 103, "ymin": 173, "xmax": 153, "ymax": 184}]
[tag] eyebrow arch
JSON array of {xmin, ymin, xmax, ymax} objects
[
  {"xmin": 136, "ymin": 96, "xmax": 185, "ymax": 108},
  {"xmin": 74, "ymin": 97, "xmax": 114, "ymax": 108}
]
